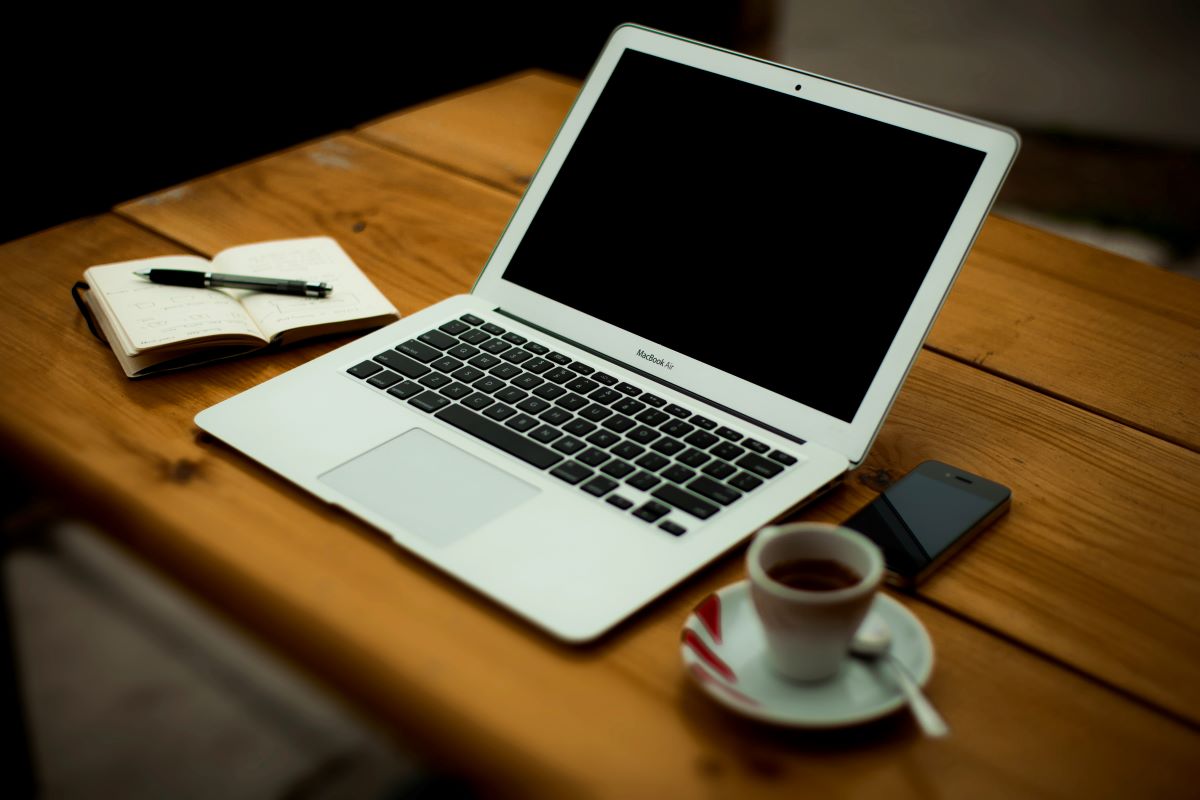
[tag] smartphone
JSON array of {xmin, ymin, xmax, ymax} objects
[{"xmin": 844, "ymin": 460, "xmax": 1011, "ymax": 586}]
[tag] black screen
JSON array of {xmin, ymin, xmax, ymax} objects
[{"xmin": 503, "ymin": 49, "xmax": 984, "ymax": 422}]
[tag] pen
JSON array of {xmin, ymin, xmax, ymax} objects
[{"xmin": 133, "ymin": 268, "xmax": 332, "ymax": 298}]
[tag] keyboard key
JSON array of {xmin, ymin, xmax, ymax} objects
[
  {"xmin": 661, "ymin": 420, "xmax": 695, "ymax": 438},
  {"xmin": 743, "ymin": 438, "xmax": 770, "ymax": 454},
  {"xmin": 627, "ymin": 425, "xmax": 660, "ymax": 445},
  {"xmin": 481, "ymin": 322, "xmax": 506, "ymax": 336},
  {"xmin": 651, "ymin": 485, "xmax": 718, "ymax": 520},
  {"xmin": 366, "ymin": 370, "xmax": 402, "ymax": 389},
  {"xmin": 494, "ymin": 387, "xmax": 528, "ymax": 405},
  {"xmin": 581, "ymin": 476, "xmax": 618, "ymax": 497},
  {"xmin": 490, "ymin": 363, "xmax": 522, "ymax": 380},
  {"xmin": 419, "ymin": 372, "xmax": 452, "ymax": 389},
  {"xmin": 611, "ymin": 441, "xmax": 645, "ymax": 460},
  {"xmin": 432, "ymin": 356, "xmax": 463, "ymax": 373},
  {"xmin": 601, "ymin": 415, "xmax": 635, "ymax": 433},
  {"xmin": 374, "ymin": 350, "xmax": 430, "ymax": 378},
  {"xmin": 712, "ymin": 442, "xmax": 745, "ymax": 461},
  {"xmin": 451, "ymin": 366, "xmax": 485, "ymax": 383},
  {"xmin": 437, "ymin": 405, "xmax": 562, "ymax": 470},
  {"xmin": 448, "ymin": 344, "xmax": 479, "ymax": 360},
  {"xmin": 552, "ymin": 436, "xmax": 586, "ymax": 455},
  {"xmin": 579, "ymin": 403, "xmax": 613, "ymax": 422},
  {"xmin": 769, "ymin": 450, "xmax": 798, "ymax": 466},
  {"xmin": 408, "ymin": 391, "xmax": 450, "ymax": 413},
  {"xmin": 729, "ymin": 472, "xmax": 764, "ymax": 492},
  {"xmin": 348, "ymin": 360, "xmax": 383, "ymax": 379},
  {"xmin": 545, "ymin": 367, "xmax": 575, "ymax": 384},
  {"xmin": 687, "ymin": 476, "xmax": 742, "ymax": 506},
  {"xmin": 439, "ymin": 382, "xmax": 473, "ymax": 400},
  {"xmin": 626, "ymin": 471, "xmax": 661, "ymax": 491},
  {"xmin": 483, "ymin": 403, "xmax": 516, "ymax": 421},
  {"xmin": 577, "ymin": 447, "xmax": 611, "ymax": 467},
  {"xmin": 563, "ymin": 418, "xmax": 597, "ymax": 437},
  {"xmin": 481, "ymin": 338, "xmax": 512, "ymax": 354},
  {"xmin": 677, "ymin": 448, "xmax": 711, "ymax": 468},
  {"xmin": 606, "ymin": 495, "xmax": 634, "ymax": 510},
  {"xmin": 502, "ymin": 332, "xmax": 527, "ymax": 345},
  {"xmin": 439, "ymin": 320, "xmax": 470, "ymax": 336},
  {"xmin": 469, "ymin": 353, "xmax": 501, "ymax": 369},
  {"xmin": 715, "ymin": 426, "xmax": 743, "ymax": 442},
  {"xmin": 418, "ymin": 329, "xmax": 459, "ymax": 350},
  {"xmin": 664, "ymin": 404, "xmax": 691, "ymax": 418},
  {"xmin": 546, "ymin": 351, "xmax": 572, "ymax": 365},
  {"xmin": 601, "ymin": 459, "xmax": 635, "ymax": 479},
  {"xmin": 556, "ymin": 393, "xmax": 589, "ymax": 412},
  {"xmin": 539, "ymin": 407, "xmax": 572, "ymax": 426},
  {"xmin": 461, "ymin": 392, "xmax": 494, "ymax": 410},
  {"xmin": 523, "ymin": 357, "xmax": 554, "ymax": 374},
  {"xmin": 662, "ymin": 464, "xmax": 696, "ymax": 484},
  {"xmin": 635, "ymin": 408, "xmax": 670, "ymax": 426},
  {"xmin": 459, "ymin": 313, "xmax": 484, "ymax": 326},
  {"xmin": 640, "ymin": 393, "xmax": 666, "ymax": 407},
  {"xmin": 505, "ymin": 414, "xmax": 538, "ymax": 433},
  {"xmin": 459, "ymin": 328, "xmax": 490, "ymax": 344},
  {"xmin": 659, "ymin": 521, "xmax": 687, "ymax": 537},
  {"xmin": 691, "ymin": 415, "xmax": 717, "ymax": 430},
  {"xmin": 592, "ymin": 372, "xmax": 618, "ymax": 386},
  {"xmin": 523, "ymin": 341, "xmax": 550, "ymax": 355},
  {"xmin": 386, "ymin": 381, "xmax": 423, "ymax": 400},
  {"xmin": 684, "ymin": 430, "xmax": 719, "ymax": 449},
  {"xmin": 651, "ymin": 437, "xmax": 685, "ymax": 457},
  {"xmin": 633, "ymin": 501, "xmax": 670, "ymax": 523},
  {"xmin": 472, "ymin": 376, "xmax": 505, "ymax": 394},
  {"xmin": 529, "ymin": 425, "xmax": 563, "ymax": 443},
  {"xmin": 613, "ymin": 397, "xmax": 646, "ymax": 416},
  {"xmin": 566, "ymin": 377, "xmax": 599, "ymax": 394},
  {"xmin": 737, "ymin": 453, "xmax": 784, "ymax": 479},
  {"xmin": 568, "ymin": 361, "xmax": 594, "ymax": 376},
  {"xmin": 614, "ymin": 382, "xmax": 641, "ymax": 396},
  {"xmin": 586, "ymin": 430, "xmax": 620, "ymax": 448},
  {"xmin": 635, "ymin": 453, "xmax": 670, "ymax": 472},
  {"xmin": 551, "ymin": 461, "xmax": 592, "ymax": 485},
  {"xmin": 516, "ymin": 397, "xmax": 551, "ymax": 414},
  {"xmin": 588, "ymin": 388, "xmax": 620, "ymax": 405},
  {"xmin": 702, "ymin": 460, "xmax": 737, "ymax": 480},
  {"xmin": 501, "ymin": 348, "xmax": 533, "ymax": 364},
  {"xmin": 533, "ymin": 384, "xmax": 567, "ymax": 400},
  {"xmin": 512, "ymin": 373, "xmax": 544, "ymax": 390}
]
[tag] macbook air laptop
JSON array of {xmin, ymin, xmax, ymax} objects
[{"xmin": 196, "ymin": 24, "xmax": 1018, "ymax": 642}]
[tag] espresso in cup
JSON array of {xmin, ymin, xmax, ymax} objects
[{"xmin": 747, "ymin": 523, "xmax": 884, "ymax": 681}]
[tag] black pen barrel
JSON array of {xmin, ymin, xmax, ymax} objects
[{"xmin": 147, "ymin": 268, "xmax": 207, "ymax": 287}]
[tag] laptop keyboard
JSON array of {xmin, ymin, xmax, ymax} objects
[{"xmin": 345, "ymin": 313, "xmax": 801, "ymax": 537}]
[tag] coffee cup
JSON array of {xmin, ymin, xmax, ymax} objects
[{"xmin": 746, "ymin": 522, "xmax": 884, "ymax": 681}]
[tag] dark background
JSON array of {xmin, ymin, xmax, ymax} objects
[{"xmin": 2, "ymin": 5, "xmax": 754, "ymax": 246}]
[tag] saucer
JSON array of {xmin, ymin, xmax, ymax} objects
[{"xmin": 680, "ymin": 581, "xmax": 934, "ymax": 728}]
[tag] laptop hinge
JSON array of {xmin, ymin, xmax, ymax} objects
[{"xmin": 493, "ymin": 307, "xmax": 807, "ymax": 447}]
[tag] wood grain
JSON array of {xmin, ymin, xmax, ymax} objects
[
  {"xmin": 1, "ymin": 218, "xmax": 1197, "ymax": 797},
  {"xmin": 357, "ymin": 71, "xmax": 579, "ymax": 194},
  {"xmin": 356, "ymin": 71, "xmax": 1200, "ymax": 452},
  {"xmin": 111, "ymin": 117, "xmax": 1200, "ymax": 720}
]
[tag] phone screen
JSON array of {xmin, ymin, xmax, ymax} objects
[{"xmin": 846, "ymin": 464, "xmax": 1009, "ymax": 582}]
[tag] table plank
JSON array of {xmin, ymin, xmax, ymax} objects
[
  {"xmin": 1, "ymin": 219, "xmax": 1197, "ymax": 797},
  {"xmin": 111, "ymin": 126, "xmax": 1200, "ymax": 720},
  {"xmin": 357, "ymin": 71, "xmax": 579, "ymax": 194},
  {"xmin": 358, "ymin": 71, "xmax": 1200, "ymax": 452}
]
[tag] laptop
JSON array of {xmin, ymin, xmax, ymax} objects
[{"xmin": 196, "ymin": 24, "xmax": 1018, "ymax": 642}]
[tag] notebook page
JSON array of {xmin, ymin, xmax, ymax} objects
[
  {"xmin": 215, "ymin": 238, "xmax": 397, "ymax": 340},
  {"xmin": 85, "ymin": 256, "xmax": 265, "ymax": 355}
]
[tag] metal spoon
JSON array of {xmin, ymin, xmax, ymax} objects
[{"xmin": 851, "ymin": 616, "xmax": 949, "ymax": 738}]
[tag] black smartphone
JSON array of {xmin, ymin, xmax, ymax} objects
[{"xmin": 844, "ymin": 460, "xmax": 1011, "ymax": 586}]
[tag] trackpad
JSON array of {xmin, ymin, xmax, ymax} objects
[{"xmin": 320, "ymin": 428, "xmax": 539, "ymax": 547}]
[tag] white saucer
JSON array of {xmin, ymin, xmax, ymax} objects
[{"xmin": 681, "ymin": 580, "xmax": 934, "ymax": 728}]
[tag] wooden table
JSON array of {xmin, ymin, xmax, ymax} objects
[{"xmin": 2, "ymin": 71, "xmax": 1198, "ymax": 797}]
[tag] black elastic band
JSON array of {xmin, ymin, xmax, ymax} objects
[{"xmin": 71, "ymin": 281, "xmax": 106, "ymax": 344}]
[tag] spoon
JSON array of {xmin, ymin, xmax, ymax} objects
[{"xmin": 851, "ymin": 616, "xmax": 949, "ymax": 738}]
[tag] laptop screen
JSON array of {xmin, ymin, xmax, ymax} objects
[{"xmin": 502, "ymin": 49, "xmax": 984, "ymax": 424}]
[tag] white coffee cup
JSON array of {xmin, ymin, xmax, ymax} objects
[{"xmin": 747, "ymin": 522, "xmax": 884, "ymax": 681}]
